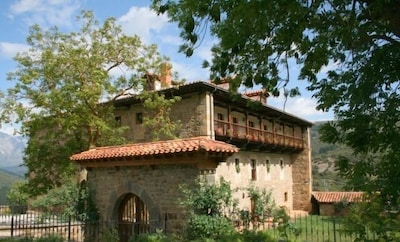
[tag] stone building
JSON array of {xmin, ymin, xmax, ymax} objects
[
  {"xmin": 71, "ymin": 75, "xmax": 312, "ymax": 240},
  {"xmin": 311, "ymin": 191, "xmax": 364, "ymax": 216}
]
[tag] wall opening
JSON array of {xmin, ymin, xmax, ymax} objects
[{"xmin": 117, "ymin": 193, "xmax": 150, "ymax": 242}]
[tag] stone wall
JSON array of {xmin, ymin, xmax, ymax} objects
[
  {"xmin": 114, "ymin": 92, "xmax": 209, "ymax": 142},
  {"xmin": 291, "ymin": 128, "xmax": 312, "ymax": 211},
  {"xmin": 215, "ymin": 151, "xmax": 293, "ymax": 211},
  {"xmin": 170, "ymin": 92, "xmax": 209, "ymax": 138},
  {"xmin": 87, "ymin": 164, "xmax": 200, "ymax": 233}
]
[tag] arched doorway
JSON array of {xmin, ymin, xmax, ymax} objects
[{"xmin": 118, "ymin": 193, "xmax": 150, "ymax": 241}]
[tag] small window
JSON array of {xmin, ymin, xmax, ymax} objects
[
  {"xmin": 233, "ymin": 117, "xmax": 238, "ymax": 124},
  {"xmin": 217, "ymin": 113, "xmax": 224, "ymax": 120},
  {"xmin": 136, "ymin": 112, "xmax": 143, "ymax": 124},
  {"xmin": 234, "ymin": 159, "xmax": 240, "ymax": 173},
  {"xmin": 263, "ymin": 125, "xmax": 267, "ymax": 130},
  {"xmin": 284, "ymin": 192, "xmax": 288, "ymax": 202},
  {"xmin": 280, "ymin": 159, "xmax": 284, "ymax": 169},
  {"xmin": 251, "ymin": 159, "xmax": 257, "ymax": 180},
  {"xmin": 249, "ymin": 121, "xmax": 254, "ymax": 127}
]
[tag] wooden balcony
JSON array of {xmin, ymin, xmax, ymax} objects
[{"xmin": 214, "ymin": 120, "xmax": 305, "ymax": 152}]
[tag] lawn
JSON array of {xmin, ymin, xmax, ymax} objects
[{"xmin": 266, "ymin": 215, "xmax": 373, "ymax": 242}]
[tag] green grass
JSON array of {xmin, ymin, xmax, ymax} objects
[{"xmin": 265, "ymin": 215, "xmax": 374, "ymax": 242}]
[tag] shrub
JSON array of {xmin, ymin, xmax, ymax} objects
[
  {"xmin": 180, "ymin": 177, "xmax": 237, "ymax": 240},
  {"xmin": 186, "ymin": 215, "xmax": 234, "ymax": 240}
]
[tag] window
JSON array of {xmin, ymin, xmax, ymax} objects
[
  {"xmin": 280, "ymin": 159, "xmax": 284, "ymax": 169},
  {"xmin": 249, "ymin": 121, "xmax": 254, "ymax": 127},
  {"xmin": 266, "ymin": 159, "xmax": 270, "ymax": 173},
  {"xmin": 263, "ymin": 125, "xmax": 268, "ymax": 130},
  {"xmin": 284, "ymin": 192, "xmax": 288, "ymax": 202},
  {"xmin": 233, "ymin": 117, "xmax": 238, "ymax": 124},
  {"xmin": 251, "ymin": 159, "xmax": 257, "ymax": 180},
  {"xmin": 217, "ymin": 113, "xmax": 224, "ymax": 120},
  {"xmin": 136, "ymin": 112, "xmax": 143, "ymax": 124},
  {"xmin": 235, "ymin": 159, "xmax": 240, "ymax": 173}
]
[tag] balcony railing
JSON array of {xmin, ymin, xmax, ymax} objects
[{"xmin": 214, "ymin": 120, "xmax": 305, "ymax": 150}]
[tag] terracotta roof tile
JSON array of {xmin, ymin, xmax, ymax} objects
[
  {"xmin": 70, "ymin": 136, "xmax": 239, "ymax": 161},
  {"xmin": 312, "ymin": 191, "xmax": 364, "ymax": 203},
  {"xmin": 243, "ymin": 90, "xmax": 268, "ymax": 97}
]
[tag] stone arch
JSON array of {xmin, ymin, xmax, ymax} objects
[{"xmin": 106, "ymin": 180, "xmax": 163, "ymax": 232}]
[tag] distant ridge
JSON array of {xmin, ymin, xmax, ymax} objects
[
  {"xmin": 0, "ymin": 166, "xmax": 26, "ymax": 178},
  {"xmin": 0, "ymin": 131, "xmax": 26, "ymax": 170}
]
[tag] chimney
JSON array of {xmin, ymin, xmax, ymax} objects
[
  {"xmin": 211, "ymin": 76, "xmax": 238, "ymax": 92},
  {"xmin": 243, "ymin": 90, "xmax": 268, "ymax": 105},
  {"xmin": 160, "ymin": 62, "xmax": 172, "ymax": 88},
  {"xmin": 143, "ymin": 73, "xmax": 161, "ymax": 91}
]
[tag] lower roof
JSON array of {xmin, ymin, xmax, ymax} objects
[
  {"xmin": 70, "ymin": 136, "xmax": 239, "ymax": 162},
  {"xmin": 312, "ymin": 191, "xmax": 364, "ymax": 203}
]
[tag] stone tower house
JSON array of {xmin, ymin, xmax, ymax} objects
[{"xmin": 71, "ymin": 78, "xmax": 312, "ymax": 240}]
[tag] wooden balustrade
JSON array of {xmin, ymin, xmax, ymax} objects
[{"xmin": 214, "ymin": 120, "xmax": 305, "ymax": 150}]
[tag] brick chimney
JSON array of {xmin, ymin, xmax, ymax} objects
[
  {"xmin": 160, "ymin": 62, "xmax": 172, "ymax": 88},
  {"xmin": 210, "ymin": 76, "xmax": 238, "ymax": 92},
  {"xmin": 143, "ymin": 73, "xmax": 161, "ymax": 91},
  {"xmin": 243, "ymin": 90, "xmax": 268, "ymax": 105}
]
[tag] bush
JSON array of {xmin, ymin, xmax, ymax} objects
[{"xmin": 186, "ymin": 215, "xmax": 234, "ymax": 240}]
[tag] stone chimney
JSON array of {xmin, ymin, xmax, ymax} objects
[
  {"xmin": 160, "ymin": 62, "xmax": 172, "ymax": 88},
  {"xmin": 143, "ymin": 73, "xmax": 161, "ymax": 91},
  {"xmin": 243, "ymin": 90, "xmax": 268, "ymax": 105},
  {"xmin": 210, "ymin": 76, "xmax": 238, "ymax": 92}
]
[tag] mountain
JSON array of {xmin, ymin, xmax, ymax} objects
[
  {"xmin": 0, "ymin": 169, "xmax": 24, "ymax": 204},
  {"xmin": 310, "ymin": 121, "xmax": 353, "ymax": 191},
  {"xmin": 0, "ymin": 131, "xmax": 26, "ymax": 167},
  {"xmin": 0, "ymin": 132, "xmax": 26, "ymax": 204},
  {"xmin": 0, "ymin": 131, "xmax": 27, "ymax": 177}
]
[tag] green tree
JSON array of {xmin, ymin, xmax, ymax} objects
[
  {"xmin": 152, "ymin": 0, "xmax": 400, "ymax": 237},
  {"xmin": 180, "ymin": 177, "xmax": 237, "ymax": 240},
  {"xmin": 0, "ymin": 10, "xmax": 170, "ymax": 197},
  {"xmin": 140, "ymin": 90, "xmax": 182, "ymax": 141}
]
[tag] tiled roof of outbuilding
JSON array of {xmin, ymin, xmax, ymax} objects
[
  {"xmin": 312, "ymin": 191, "xmax": 364, "ymax": 203},
  {"xmin": 70, "ymin": 136, "xmax": 239, "ymax": 161}
]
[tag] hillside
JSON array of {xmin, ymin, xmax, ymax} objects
[
  {"xmin": 0, "ymin": 170, "xmax": 24, "ymax": 204},
  {"xmin": 310, "ymin": 121, "xmax": 352, "ymax": 191},
  {"xmin": 0, "ymin": 132, "xmax": 26, "ymax": 204}
]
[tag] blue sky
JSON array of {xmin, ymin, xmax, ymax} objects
[{"xmin": 0, "ymin": 0, "xmax": 333, "ymax": 134}]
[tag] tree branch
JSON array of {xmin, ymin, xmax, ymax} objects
[{"xmin": 369, "ymin": 34, "xmax": 400, "ymax": 45}]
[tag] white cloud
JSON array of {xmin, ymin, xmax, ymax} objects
[
  {"xmin": 195, "ymin": 41, "xmax": 214, "ymax": 63},
  {"xmin": 267, "ymin": 95, "xmax": 333, "ymax": 122},
  {"xmin": 158, "ymin": 35, "xmax": 181, "ymax": 46},
  {"xmin": 9, "ymin": 0, "xmax": 81, "ymax": 29},
  {"xmin": 10, "ymin": 0, "xmax": 41, "ymax": 15},
  {"xmin": 0, "ymin": 123, "xmax": 20, "ymax": 136},
  {"xmin": 117, "ymin": 6, "xmax": 169, "ymax": 43},
  {"xmin": 0, "ymin": 42, "xmax": 30, "ymax": 59},
  {"xmin": 320, "ymin": 60, "xmax": 340, "ymax": 74}
]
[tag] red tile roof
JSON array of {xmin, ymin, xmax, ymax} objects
[
  {"xmin": 70, "ymin": 136, "xmax": 239, "ymax": 161},
  {"xmin": 243, "ymin": 90, "xmax": 268, "ymax": 97},
  {"xmin": 312, "ymin": 191, "xmax": 364, "ymax": 203}
]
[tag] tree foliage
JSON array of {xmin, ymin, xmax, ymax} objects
[
  {"xmin": 140, "ymin": 90, "xmax": 182, "ymax": 141},
  {"xmin": 0, "ymin": 11, "xmax": 170, "ymax": 196},
  {"xmin": 152, "ymin": 0, "xmax": 400, "ymax": 234}
]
